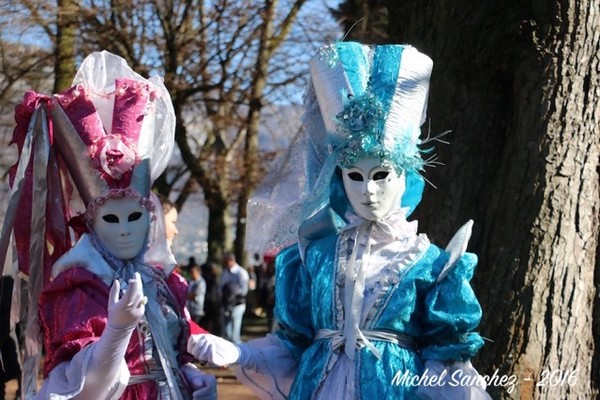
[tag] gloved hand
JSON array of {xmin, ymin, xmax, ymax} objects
[
  {"xmin": 180, "ymin": 363, "xmax": 217, "ymax": 400},
  {"xmin": 92, "ymin": 272, "xmax": 147, "ymax": 368},
  {"xmin": 107, "ymin": 272, "xmax": 147, "ymax": 329},
  {"xmin": 77, "ymin": 273, "xmax": 148, "ymax": 398},
  {"xmin": 187, "ymin": 333, "xmax": 240, "ymax": 367}
]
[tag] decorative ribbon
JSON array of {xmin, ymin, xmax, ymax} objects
[
  {"xmin": 341, "ymin": 222, "xmax": 379, "ymax": 360},
  {"xmin": 140, "ymin": 266, "xmax": 188, "ymax": 400},
  {"xmin": 0, "ymin": 104, "xmax": 47, "ymax": 277},
  {"xmin": 127, "ymin": 370, "xmax": 167, "ymax": 386},
  {"xmin": 334, "ymin": 210, "xmax": 421, "ymax": 361},
  {"xmin": 315, "ymin": 328, "xmax": 416, "ymax": 353},
  {"xmin": 23, "ymin": 107, "xmax": 50, "ymax": 398}
]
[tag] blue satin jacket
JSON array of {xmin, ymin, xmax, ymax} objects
[{"xmin": 273, "ymin": 231, "xmax": 484, "ymax": 399}]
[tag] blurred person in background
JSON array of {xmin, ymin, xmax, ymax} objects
[
  {"xmin": 219, "ymin": 252, "xmax": 249, "ymax": 344},
  {"xmin": 186, "ymin": 264, "xmax": 206, "ymax": 326},
  {"xmin": 199, "ymin": 262, "xmax": 221, "ymax": 335},
  {"xmin": 158, "ymin": 194, "xmax": 185, "ymax": 278},
  {"xmin": 159, "ymin": 195, "xmax": 179, "ymax": 249}
]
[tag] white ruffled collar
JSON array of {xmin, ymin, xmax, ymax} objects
[{"xmin": 342, "ymin": 208, "xmax": 418, "ymax": 245}]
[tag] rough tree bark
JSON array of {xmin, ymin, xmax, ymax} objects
[{"xmin": 388, "ymin": 1, "xmax": 599, "ymax": 398}]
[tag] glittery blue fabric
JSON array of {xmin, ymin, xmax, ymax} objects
[
  {"xmin": 369, "ymin": 45, "xmax": 403, "ymax": 111},
  {"xmin": 336, "ymin": 43, "xmax": 369, "ymax": 97},
  {"xmin": 274, "ymin": 236, "xmax": 484, "ymax": 399}
]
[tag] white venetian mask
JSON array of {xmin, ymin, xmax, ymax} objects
[
  {"xmin": 341, "ymin": 157, "xmax": 405, "ymax": 221},
  {"xmin": 92, "ymin": 197, "xmax": 150, "ymax": 259}
]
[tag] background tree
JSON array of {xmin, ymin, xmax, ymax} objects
[
  {"xmin": 54, "ymin": 0, "xmax": 77, "ymax": 92},
  {"xmin": 0, "ymin": 3, "xmax": 52, "ymax": 124},
  {"xmin": 0, "ymin": 4, "xmax": 54, "ymax": 180},
  {"xmin": 384, "ymin": 1, "xmax": 599, "ymax": 399},
  {"xmin": 1, "ymin": 0, "xmax": 339, "ymax": 265},
  {"xmin": 232, "ymin": 0, "xmax": 308, "ymax": 266},
  {"xmin": 80, "ymin": 0, "xmax": 338, "ymax": 264}
]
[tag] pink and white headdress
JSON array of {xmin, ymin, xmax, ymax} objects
[
  {"xmin": 0, "ymin": 52, "xmax": 175, "ymax": 396},
  {"xmin": 2, "ymin": 51, "xmax": 175, "ymax": 279},
  {"xmin": 51, "ymin": 51, "xmax": 175, "ymax": 216}
]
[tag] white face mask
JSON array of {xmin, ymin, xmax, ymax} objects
[
  {"xmin": 341, "ymin": 157, "xmax": 405, "ymax": 221},
  {"xmin": 92, "ymin": 197, "xmax": 150, "ymax": 260}
]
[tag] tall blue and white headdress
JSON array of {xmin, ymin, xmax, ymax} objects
[{"xmin": 246, "ymin": 42, "xmax": 434, "ymax": 257}]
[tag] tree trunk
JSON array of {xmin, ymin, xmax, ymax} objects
[
  {"xmin": 54, "ymin": 0, "xmax": 77, "ymax": 92},
  {"xmin": 170, "ymin": 99, "xmax": 232, "ymax": 265},
  {"xmin": 206, "ymin": 195, "xmax": 230, "ymax": 265},
  {"xmin": 234, "ymin": 2, "xmax": 273, "ymax": 267},
  {"xmin": 388, "ymin": 1, "xmax": 599, "ymax": 398},
  {"xmin": 234, "ymin": 195, "xmax": 248, "ymax": 267},
  {"xmin": 234, "ymin": 0, "xmax": 306, "ymax": 265}
]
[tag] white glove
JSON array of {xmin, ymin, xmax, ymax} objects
[
  {"xmin": 93, "ymin": 272, "xmax": 146, "ymax": 368},
  {"xmin": 107, "ymin": 272, "xmax": 146, "ymax": 329},
  {"xmin": 76, "ymin": 273, "xmax": 147, "ymax": 398},
  {"xmin": 180, "ymin": 363, "xmax": 217, "ymax": 400},
  {"xmin": 187, "ymin": 333, "xmax": 240, "ymax": 367}
]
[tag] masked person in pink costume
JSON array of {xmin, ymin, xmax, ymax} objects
[{"xmin": 5, "ymin": 52, "xmax": 216, "ymax": 399}]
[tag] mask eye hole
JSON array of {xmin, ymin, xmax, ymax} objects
[
  {"xmin": 102, "ymin": 214, "xmax": 119, "ymax": 223},
  {"xmin": 128, "ymin": 212, "xmax": 143, "ymax": 222},
  {"xmin": 348, "ymin": 172, "xmax": 364, "ymax": 181},
  {"xmin": 373, "ymin": 171, "xmax": 389, "ymax": 181}
]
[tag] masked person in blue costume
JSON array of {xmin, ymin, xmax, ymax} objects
[{"xmin": 187, "ymin": 42, "xmax": 491, "ymax": 399}]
